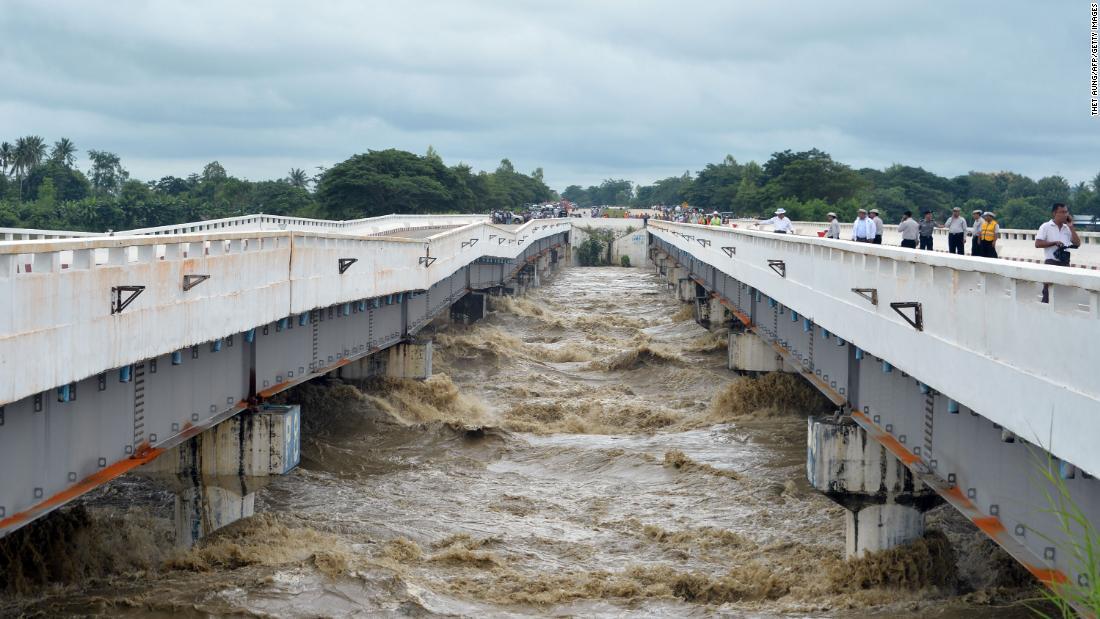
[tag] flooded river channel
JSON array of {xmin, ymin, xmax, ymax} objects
[{"xmin": 1, "ymin": 267, "xmax": 1039, "ymax": 617}]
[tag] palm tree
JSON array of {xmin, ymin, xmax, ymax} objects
[
  {"xmin": 0, "ymin": 142, "xmax": 12, "ymax": 176},
  {"xmin": 287, "ymin": 167, "xmax": 308, "ymax": 189},
  {"xmin": 13, "ymin": 136, "xmax": 47, "ymax": 200},
  {"xmin": 50, "ymin": 137, "xmax": 77, "ymax": 168}
]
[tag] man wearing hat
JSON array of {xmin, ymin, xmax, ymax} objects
[
  {"xmin": 851, "ymin": 209, "xmax": 876, "ymax": 242},
  {"xmin": 825, "ymin": 212, "xmax": 840, "ymax": 239},
  {"xmin": 869, "ymin": 208, "xmax": 884, "ymax": 244},
  {"xmin": 759, "ymin": 208, "xmax": 793, "ymax": 233},
  {"xmin": 918, "ymin": 210, "xmax": 938, "ymax": 250},
  {"xmin": 944, "ymin": 207, "xmax": 968, "ymax": 255},
  {"xmin": 977, "ymin": 211, "xmax": 999, "ymax": 258},
  {"xmin": 970, "ymin": 209, "xmax": 983, "ymax": 255}
]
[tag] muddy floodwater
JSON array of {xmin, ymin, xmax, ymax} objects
[{"xmin": 1, "ymin": 267, "xmax": 1041, "ymax": 617}]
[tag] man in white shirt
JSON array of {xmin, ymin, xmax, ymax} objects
[
  {"xmin": 1035, "ymin": 203, "xmax": 1081, "ymax": 303},
  {"xmin": 869, "ymin": 209, "xmax": 884, "ymax": 244},
  {"xmin": 897, "ymin": 210, "xmax": 919, "ymax": 248},
  {"xmin": 851, "ymin": 209, "xmax": 876, "ymax": 242},
  {"xmin": 759, "ymin": 208, "xmax": 794, "ymax": 234},
  {"xmin": 944, "ymin": 207, "xmax": 968, "ymax": 255},
  {"xmin": 1035, "ymin": 203, "xmax": 1081, "ymax": 265},
  {"xmin": 825, "ymin": 212, "xmax": 840, "ymax": 239},
  {"xmin": 969, "ymin": 209, "xmax": 983, "ymax": 255}
]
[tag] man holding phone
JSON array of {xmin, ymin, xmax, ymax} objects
[{"xmin": 1035, "ymin": 202, "xmax": 1081, "ymax": 302}]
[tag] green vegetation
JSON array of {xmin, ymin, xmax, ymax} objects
[
  {"xmin": 0, "ymin": 139, "xmax": 552, "ymax": 232},
  {"xmin": 567, "ymin": 149, "xmax": 1100, "ymax": 230},
  {"xmin": 575, "ymin": 227, "xmax": 616, "ymax": 266},
  {"xmin": 1030, "ymin": 458, "xmax": 1100, "ymax": 618},
  {"xmin": 620, "ymin": 255, "xmax": 631, "ymax": 267}
]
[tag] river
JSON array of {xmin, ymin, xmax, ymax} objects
[{"xmin": 0, "ymin": 266, "xmax": 1039, "ymax": 617}]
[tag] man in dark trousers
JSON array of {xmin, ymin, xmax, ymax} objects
[{"xmin": 944, "ymin": 207, "xmax": 967, "ymax": 255}]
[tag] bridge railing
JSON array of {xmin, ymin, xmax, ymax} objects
[
  {"xmin": 650, "ymin": 220, "xmax": 1100, "ymax": 476},
  {"xmin": 115, "ymin": 213, "xmax": 489, "ymax": 237},
  {"xmin": 737, "ymin": 219, "xmax": 1100, "ymax": 268},
  {"xmin": 0, "ymin": 219, "xmax": 569, "ymax": 408}
]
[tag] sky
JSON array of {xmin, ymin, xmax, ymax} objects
[{"xmin": 1, "ymin": 1, "xmax": 1097, "ymax": 191}]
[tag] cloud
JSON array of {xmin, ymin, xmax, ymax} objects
[{"xmin": 0, "ymin": 0, "xmax": 1095, "ymax": 190}]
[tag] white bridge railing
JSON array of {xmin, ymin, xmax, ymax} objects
[
  {"xmin": 649, "ymin": 220, "xmax": 1100, "ymax": 477},
  {"xmin": 0, "ymin": 217, "xmax": 569, "ymax": 407}
]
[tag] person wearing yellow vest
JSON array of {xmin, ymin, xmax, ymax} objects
[{"xmin": 977, "ymin": 211, "xmax": 999, "ymax": 258}]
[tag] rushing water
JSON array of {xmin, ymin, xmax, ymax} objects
[{"xmin": 1, "ymin": 267, "xmax": 1041, "ymax": 617}]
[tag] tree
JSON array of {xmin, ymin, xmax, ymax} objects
[
  {"xmin": 13, "ymin": 135, "xmax": 47, "ymax": 199},
  {"xmin": 87, "ymin": 150, "xmax": 128, "ymax": 196},
  {"xmin": 24, "ymin": 160, "xmax": 90, "ymax": 202},
  {"xmin": 686, "ymin": 155, "xmax": 742, "ymax": 211},
  {"xmin": 1000, "ymin": 197, "xmax": 1048, "ymax": 229},
  {"xmin": 50, "ymin": 138, "xmax": 77, "ymax": 168},
  {"xmin": 287, "ymin": 167, "xmax": 309, "ymax": 189},
  {"xmin": 562, "ymin": 185, "xmax": 589, "ymax": 206},
  {"xmin": 202, "ymin": 161, "xmax": 228, "ymax": 184},
  {"xmin": 0, "ymin": 142, "xmax": 12, "ymax": 176}
]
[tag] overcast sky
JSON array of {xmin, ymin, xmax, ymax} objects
[{"xmin": 1, "ymin": 1, "xmax": 1096, "ymax": 191}]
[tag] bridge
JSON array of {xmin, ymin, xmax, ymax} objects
[{"xmin": 1, "ymin": 213, "xmax": 1098, "ymax": 601}]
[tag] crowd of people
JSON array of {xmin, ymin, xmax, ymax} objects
[{"xmin": 753, "ymin": 203, "xmax": 1083, "ymax": 302}]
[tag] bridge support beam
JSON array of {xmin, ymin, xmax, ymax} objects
[
  {"xmin": 807, "ymin": 417, "xmax": 942, "ymax": 558},
  {"xmin": 450, "ymin": 292, "xmax": 487, "ymax": 324},
  {"xmin": 386, "ymin": 340, "xmax": 433, "ymax": 380},
  {"xmin": 696, "ymin": 295, "xmax": 733, "ymax": 331},
  {"xmin": 141, "ymin": 405, "xmax": 300, "ymax": 545},
  {"xmin": 728, "ymin": 330, "xmax": 794, "ymax": 373}
]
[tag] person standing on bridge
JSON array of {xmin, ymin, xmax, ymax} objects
[
  {"xmin": 944, "ymin": 207, "xmax": 968, "ymax": 255},
  {"xmin": 825, "ymin": 212, "xmax": 840, "ymax": 239},
  {"xmin": 852, "ymin": 209, "xmax": 876, "ymax": 242},
  {"xmin": 918, "ymin": 210, "xmax": 938, "ymax": 250},
  {"xmin": 1035, "ymin": 203, "xmax": 1081, "ymax": 302},
  {"xmin": 970, "ymin": 208, "xmax": 983, "ymax": 255},
  {"xmin": 759, "ymin": 208, "xmax": 793, "ymax": 234},
  {"xmin": 897, "ymin": 211, "xmax": 919, "ymax": 248},
  {"xmin": 977, "ymin": 211, "xmax": 1000, "ymax": 258},
  {"xmin": 869, "ymin": 209, "xmax": 884, "ymax": 244}
]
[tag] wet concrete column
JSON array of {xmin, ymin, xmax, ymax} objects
[
  {"xmin": 728, "ymin": 331, "xmax": 791, "ymax": 373},
  {"xmin": 707, "ymin": 296, "xmax": 732, "ymax": 330},
  {"xmin": 806, "ymin": 417, "xmax": 942, "ymax": 558},
  {"xmin": 385, "ymin": 340, "xmax": 433, "ymax": 380},
  {"xmin": 140, "ymin": 405, "xmax": 301, "ymax": 545},
  {"xmin": 450, "ymin": 292, "xmax": 486, "ymax": 324}
]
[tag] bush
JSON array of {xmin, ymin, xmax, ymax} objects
[{"xmin": 620, "ymin": 255, "xmax": 631, "ymax": 267}]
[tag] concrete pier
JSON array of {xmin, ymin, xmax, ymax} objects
[
  {"xmin": 450, "ymin": 292, "xmax": 487, "ymax": 324},
  {"xmin": 807, "ymin": 417, "xmax": 941, "ymax": 558},
  {"xmin": 141, "ymin": 404, "xmax": 300, "ymax": 544},
  {"xmin": 339, "ymin": 340, "xmax": 433, "ymax": 380},
  {"xmin": 146, "ymin": 404, "xmax": 301, "ymax": 478},
  {"xmin": 728, "ymin": 330, "xmax": 791, "ymax": 373}
]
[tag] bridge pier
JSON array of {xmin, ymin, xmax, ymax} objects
[
  {"xmin": 340, "ymin": 340, "xmax": 434, "ymax": 380},
  {"xmin": 727, "ymin": 330, "xmax": 795, "ymax": 374},
  {"xmin": 807, "ymin": 417, "xmax": 942, "ymax": 558},
  {"xmin": 450, "ymin": 292, "xmax": 487, "ymax": 324},
  {"xmin": 141, "ymin": 404, "xmax": 300, "ymax": 544}
]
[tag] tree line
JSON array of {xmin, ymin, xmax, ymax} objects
[
  {"xmin": 0, "ymin": 138, "xmax": 553, "ymax": 232},
  {"xmin": 563, "ymin": 149, "xmax": 1100, "ymax": 229}
]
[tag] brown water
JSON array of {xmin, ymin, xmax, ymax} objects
[{"xmin": 0, "ymin": 267, "xmax": 1042, "ymax": 618}]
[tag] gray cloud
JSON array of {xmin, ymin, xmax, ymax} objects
[{"xmin": 0, "ymin": 0, "xmax": 1095, "ymax": 191}]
